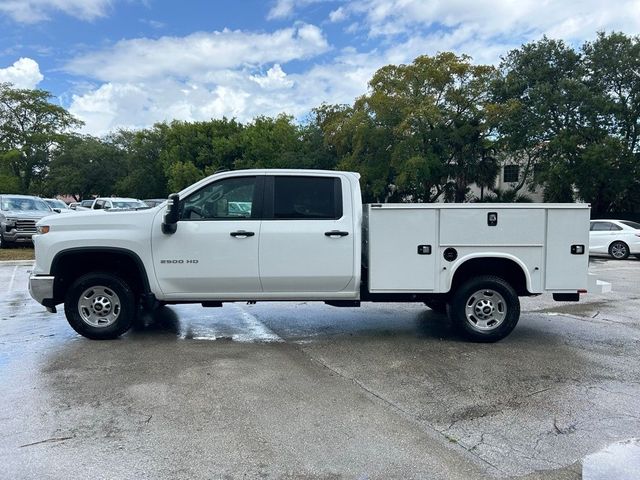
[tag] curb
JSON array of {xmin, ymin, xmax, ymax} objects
[{"xmin": 0, "ymin": 260, "xmax": 35, "ymax": 266}]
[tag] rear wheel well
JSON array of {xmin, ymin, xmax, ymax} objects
[
  {"xmin": 450, "ymin": 257, "xmax": 529, "ymax": 296},
  {"xmin": 51, "ymin": 249, "xmax": 149, "ymax": 304}
]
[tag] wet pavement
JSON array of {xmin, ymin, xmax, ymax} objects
[{"xmin": 1, "ymin": 257, "xmax": 639, "ymax": 479}]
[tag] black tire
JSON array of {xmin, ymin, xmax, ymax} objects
[
  {"xmin": 424, "ymin": 299, "xmax": 447, "ymax": 314},
  {"xmin": 0, "ymin": 234, "xmax": 12, "ymax": 249},
  {"xmin": 608, "ymin": 241, "xmax": 629, "ymax": 260},
  {"xmin": 448, "ymin": 275, "xmax": 520, "ymax": 343},
  {"xmin": 64, "ymin": 272, "xmax": 136, "ymax": 340}
]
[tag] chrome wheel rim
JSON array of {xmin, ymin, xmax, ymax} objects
[
  {"xmin": 611, "ymin": 243, "xmax": 627, "ymax": 259},
  {"xmin": 77, "ymin": 286, "xmax": 121, "ymax": 328},
  {"xmin": 464, "ymin": 289, "xmax": 507, "ymax": 331}
]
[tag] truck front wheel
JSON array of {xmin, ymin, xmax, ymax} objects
[
  {"xmin": 64, "ymin": 272, "xmax": 136, "ymax": 340},
  {"xmin": 448, "ymin": 275, "xmax": 520, "ymax": 343}
]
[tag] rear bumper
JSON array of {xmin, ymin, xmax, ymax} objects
[{"xmin": 28, "ymin": 274, "xmax": 56, "ymax": 312}]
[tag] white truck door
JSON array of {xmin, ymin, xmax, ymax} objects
[
  {"xmin": 152, "ymin": 176, "xmax": 263, "ymax": 295},
  {"xmin": 259, "ymin": 175, "xmax": 354, "ymax": 292}
]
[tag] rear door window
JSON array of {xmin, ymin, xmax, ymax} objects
[{"xmin": 270, "ymin": 176, "xmax": 342, "ymax": 220}]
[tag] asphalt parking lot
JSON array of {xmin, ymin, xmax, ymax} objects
[{"xmin": 1, "ymin": 258, "xmax": 639, "ymax": 479}]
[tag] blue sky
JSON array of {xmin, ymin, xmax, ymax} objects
[{"xmin": 1, "ymin": 0, "xmax": 639, "ymax": 135}]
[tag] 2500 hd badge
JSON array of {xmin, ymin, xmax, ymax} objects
[{"xmin": 160, "ymin": 259, "xmax": 199, "ymax": 264}]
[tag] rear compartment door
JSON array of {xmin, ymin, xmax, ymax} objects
[{"xmin": 545, "ymin": 208, "xmax": 590, "ymax": 290}]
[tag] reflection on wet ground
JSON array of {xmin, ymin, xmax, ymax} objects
[
  {"xmin": 2, "ymin": 260, "xmax": 640, "ymax": 478},
  {"xmin": 582, "ymin": 438, "xmax": 640, "ymax": 480}
]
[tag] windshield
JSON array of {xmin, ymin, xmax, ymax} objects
[
  {"xmin": 45, "ymin": 199, "xmax": 68, "ymax": 209},
  {"xmin": 620, "ymin": 220, "xmax": 640, "ymax": 230},
  {"xmin": 1, "ymin": 196, "xmax": 51, "ymax": 212}
]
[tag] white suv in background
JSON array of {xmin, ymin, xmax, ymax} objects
[
  {"xmin": 589, "ymin": 219, "xmax": 640, "ymax": 260},
  {"xmin": 91, "ymin": 198, "xmax": 148, "ymax": 211}
]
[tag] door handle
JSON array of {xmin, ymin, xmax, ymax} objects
[
  {"xmin": 230, "ymin": 230, "xmax": 255, "ymax": 238},
  {"xmin": 324, "ymin": 230, "xmax": 349, "ymax": 237}
]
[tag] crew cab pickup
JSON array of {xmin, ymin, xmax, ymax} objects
[{"xmin": 29, "ymin": 169, "xmax": 608, "ymax": 342}]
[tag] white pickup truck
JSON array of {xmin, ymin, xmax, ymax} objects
[{"xmin": 29, "ymin": 169, "xmax": 606, "ymax": 342}]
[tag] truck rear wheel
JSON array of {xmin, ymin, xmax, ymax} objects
[
  {"xmin": 64, "ymin": 272, "xmax": 135, "ymax": 340},
  {"xmin": 448, "ymin": 275, "xmax": 520, "ymax": 343}
]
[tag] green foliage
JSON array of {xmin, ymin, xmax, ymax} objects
[
  {"xmin": 2, "ymin": 34, "xmax": 639, "ymax": 213},
  {"xmin": 0, "ymin": 83, "xmax": 82, "ymax": 193},
  {"xmin": 46, "ymin": 135, "xmax": 124, "ymax": 200},
  {"xmin": 0, "ymin": 150, "xmax": 21, "ymax": 192},
  {"xmin": 480, "ymin": 188, "xmax": 533, "ymax": 203},
  {"xmin": 320, "ymin": 53, "xmax": 499, "ymax": 202},
  {"xmin": 494, "ymin": 33, "xmax": 640, "ymax": 211},
  {"xmin": 111, "ymin": 127, "xmax": 168, "ymax": 199},
  {"xmin": 166, "ymin": 160, "xmax": 204, "ymax": 192}
]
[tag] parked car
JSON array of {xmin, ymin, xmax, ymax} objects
[
  {"xmin": 68, "ymin": 202, "xmax": 80, "ymax": 210},
  {"xmin": 91, "ymin": 198, "xmax": 148, "ymax": 211},
  {"xmin": 43, "ymin": 198, "xmax": 73, "ymax": 213},
  {"xmin": 0, "ymin": 195, "xmax": 55, "ymax": 248},
  {"xmin": 75, "ymin": 199, "xmax": 96, "ymax": 211},
  {"xmin": 589, "ymin": 219, "xmax": 640, "ymax": 259},
  {"xmin": 142, "ymin": 198, "xmax": 166, "ymax": 207}
]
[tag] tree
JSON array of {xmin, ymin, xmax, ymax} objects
[
  {"xmin": 236, "ymin": 114, "xmax": 301, "ymax": 169},
  {"xmin": 0, "ymin": 150, "xmax": 20, "ymax": 192},
  {"xmin": 582, "ymin": 32, "xmax": 640, "ymax": 212},
  {"xmin": 166, "ymin": 160, "xmax": 204, "ymax": 192},
  {"xmin": 493, "ymin": 34, "xmax": 640, "ymax": 211},
  {"xmin": 492, "ymin": 38, "xmax": 593, "ymax": 200},
  {"xmin": 46, "ymin": 135, "xmax": 124, "ymax": 200},
  {"xmin": 0, "ymin": 83, "xmax": 82, "ymax": 193},
  {"xmin": 320, "ymin": 53, "xmax": 498, "ymax": 202},
  {"xmin": 111, "ymin": 126, "xmax": 168, "ymax": 199}
]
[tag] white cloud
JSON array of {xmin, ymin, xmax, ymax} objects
[
  {"xmin": 267, "ymin": 0, "xmax": 341, "ymax": 20},
  {"xmin": 68, "ymin": 58, "xmax": 371, "ymax": 136},
  {"xmin": 64, "ymin": 1, "xmax": 640, "ymax": 136},
  {"xmin": 250, "ymin": 64, "xmax": 294, "ymax": 90},
  {"xmin": 66, "ymin": 24, "xmax": 330, "ymax": 82},
  {"xmin": 66, "ymin": 24, "xmax": 337, "ymax": 134},
  {"xmin": 0, "ymin": 57, "xmax": 44, "ymax": 88},
  {"xmin": 0, "ymin": 0, "xmax": 115, "ymax": 23},
  {"xmin": 336, "ymin": 0, "xmax": 640, "ymax": 44},
  {"xmin": 267, "ymin": 0, "xmax": 296, "ymax": 20},
  {"xmin": 329, "ymin": 7, "xmax": 346, "ymax": 23}
]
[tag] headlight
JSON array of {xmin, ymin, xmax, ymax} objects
[
  {"xmin": 5, "ymin": 218, "xmax": 16, "ymax": 226},
  {"xmin": 36, "ymin": 225, "xmax": 50, "ymax": 234}
]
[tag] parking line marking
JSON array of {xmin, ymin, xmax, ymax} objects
[
  {"xmin": 232, "ymin": 305, "xmax": 283, "ymax": 343},
  {"xmin": 7, "ymin": 265, "xmax": 18, "ymax": 293}
]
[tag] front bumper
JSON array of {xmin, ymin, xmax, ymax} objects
[
  {"xmin": 28, "ymin": 274, "xmax": 56, "ymax": 312},
  {"xmin": 2, "ymin": 230, "xmax": 35, "ymax": 243}
]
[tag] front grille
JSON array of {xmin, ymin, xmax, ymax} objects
[{"xmin": 16, "ymin": 219, "xmax": 37, "ymax": 233}]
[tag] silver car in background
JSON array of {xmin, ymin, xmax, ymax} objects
[{"xmin": 0, "ymin": 195, "xmax": 56, "ymax": 248}]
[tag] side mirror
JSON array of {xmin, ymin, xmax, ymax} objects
[
  {"xmin": 162, "ymin": 193, "xmax": 180, "ymax": 234},
  {"xmin": 53, "ymin": 208, "xmax": 61, "ymax": 213}
]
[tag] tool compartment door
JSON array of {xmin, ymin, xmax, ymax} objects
[
  {"xmin": 545, "ymin": 208, "xmax": 590, "ymax": 290},
  {"xmin": 367, "ymin": 207, "xmax": 437, "ymax": 291}
]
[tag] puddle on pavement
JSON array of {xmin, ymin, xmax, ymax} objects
[{"xmin": 582, "ymin": 438, "xmax": 640, "ymax": 480}]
